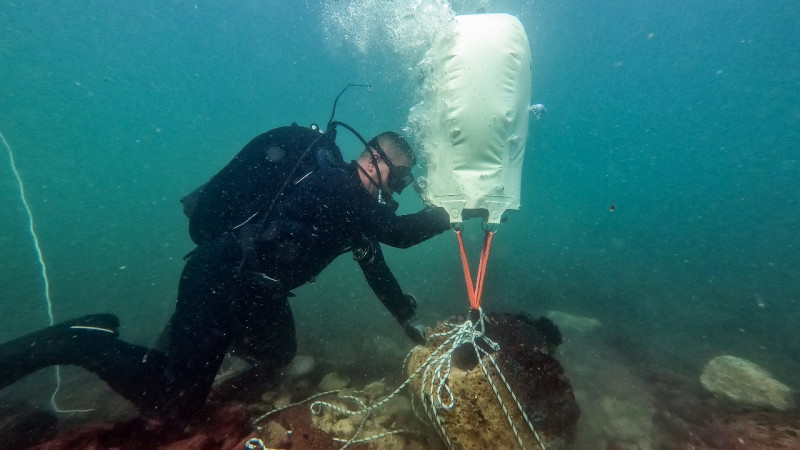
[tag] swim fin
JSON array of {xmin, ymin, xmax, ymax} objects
[{"xmin": 0, "ymin": 314, "xmax": 120, "ymax": 390}]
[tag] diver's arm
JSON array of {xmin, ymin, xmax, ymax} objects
[
  {"xmin": 336, "ymin": 167, "xmax": 450, "ymax": 248},
  {"xmin": 355, "ymin": 240, "xmax": 416, "ymax": 324},
  {"xmin": 368, "ymin": 205, "xmax": 451, "ymax": 249}
]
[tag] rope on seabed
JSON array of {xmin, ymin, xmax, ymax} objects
[
  {"xmin": 249, "ymin": 310, "xmax": 546, "ymax": 450},
  {"xmin": 251, "ymin": 387, "xmax": 424, "ymax": 449}
]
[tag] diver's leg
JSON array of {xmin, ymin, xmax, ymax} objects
[
  {"xmin": 235, "ymin": 293, "xmax": 297, "ymax": 369},
  {"xmin": 155, "ymin": 235, "xmax": 242, "ymax": 418},
  {"xmin": 0, "ymin": 313, "xmax": 168, "ymax": 408},
  {"xmin": 0, "ymin": 236, "xmax": 241, "ymax": 420},
  {"xmin": 154, "ymin": 315, "xmax": 174, "ymax": 353},
  {"xmin": 211, "ymin": 293, "xmax": 296, "ymax": 399},
  {"xmin": 0, "ymin": 234, "xmax": 242, "ymax": 419},
  {"xmin": 0, "ymin": 304, "xmax": 226, "ymax": 419},
  {"xmin": 0, "ymin": 314, "xmax": 121, "ymax": 390}
]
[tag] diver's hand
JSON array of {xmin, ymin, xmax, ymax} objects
[{"xmin": 402, "ymin": 315, "xmax": 427, "ymax": 345}]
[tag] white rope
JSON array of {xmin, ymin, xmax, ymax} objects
[
  {"xmin": 1, "ymin": 131, "xmax": 92, "ymax": 414},
  {"xmin": 251, "ymin": 389, "xmax": 340, "ymax": 426},
  {"xmin": 251, "ymin": 387, "xmax": 420, "ymax": 449},
  {"xmin": 472, "ymin": 331, "xmax": 546, "ymax": 449},
  {"xmin": 414, "ymin": 310, "xmax": 546, "ymax": 450},
  {"xmin": 328, "ymin": 393, "xmax": 370, "ymax": 450},
  {"xmin": 249, "ymin": 309, "xmax": 547, "ymax": 450}
]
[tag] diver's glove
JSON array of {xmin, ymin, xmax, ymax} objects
[{"xmin": 402, "ymin": 315, "xmax": 427, "ymax": 345}]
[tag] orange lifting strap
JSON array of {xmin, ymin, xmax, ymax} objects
[{"xmin": 455, "ymin": 229, "xmax": 495, "ymax": 310}]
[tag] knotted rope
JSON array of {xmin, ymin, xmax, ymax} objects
[
  {"xmin": 414, "ymin": 313, "xmax": 547, "ymax": 450},
  {"xmin": 249, "ymin": 310, "xmax": 546, "ymax": 450}
]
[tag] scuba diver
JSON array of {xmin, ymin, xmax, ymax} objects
[{"xmin": 0, "ymin": 112, "xmax": 451, "ymax": 423}]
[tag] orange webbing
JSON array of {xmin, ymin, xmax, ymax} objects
[{"xmin": 455, "ymin": 229, "xmax": 495, "ymax": 310}]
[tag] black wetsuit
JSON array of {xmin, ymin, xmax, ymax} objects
[{"xmin": 0, "ymin": 128, "xmax": 450, "ymax": 420}]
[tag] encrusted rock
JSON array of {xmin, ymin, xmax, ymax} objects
[
  {"xmin": 256, "ymin": 421, "xmax": 290, "ymax": 449},
  {"xmin": 286, "ymin": 355, "xmax": 315, "ymax": 378},
  {"xmin": 319, "ymin": 371, "xmax": 351, "ymax": 391},
  {"xmin": 700, "ymin": 354, "xmax": 795, "ymax": 410},
  {"xmin": 261, "ymin": 390, "xmax": 278, "ymax": 402},
  {"xmin": 407, "ymin": 313, "xmax": 579, "ymax": 449},
  {"xmin": 381, "ymin": 394, "xmax": 413, "ymax": 422},
  {"xmin": 332, "ymin": 418, "xmax": 356, "ymax": 439},
  {"xmin": 309, "ymin": 392, "xmax": 424, "ymax": 449},
  {"xmin": 273, "ymin": 392, "xmax": 292, "ymax": 409},
  {"xmin": 363, "ymin": 380, "xmax": 387, "ymax": 400}
]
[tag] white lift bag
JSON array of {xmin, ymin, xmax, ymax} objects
[{"xmin": 421, "ymin": 13, "xmax": 532, "ymax": 224}]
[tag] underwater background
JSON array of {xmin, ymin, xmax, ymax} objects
[{"xmin": 1, "ymin": 0, "xmax": 798, "ymax": 441}]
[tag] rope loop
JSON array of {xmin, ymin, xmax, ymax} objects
[{"xmin": 245, "ymin": 438, "xmax": 266, "ymax": 450}]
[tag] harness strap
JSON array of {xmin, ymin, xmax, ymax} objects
[{"xmin": 455, "ymin": 229, "xmax": 495, "ymax": 310}]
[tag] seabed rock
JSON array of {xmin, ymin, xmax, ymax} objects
[
  {"xmin": 700, "ymin": 354, "xmax": 795, "ymax": 411},
  {"xmin": 318, "ymin": 371, "xmax": 351, "ymax": 391},
  {"xmin": 648, "ymin": 366, "xmax": 800, "ymax": 450},
  {"xmin": 308, "ymin": 390, "xmax": 427, "ymax": 450},
  {"xmin": 364, "ymin": 380, "xmax": 387, "ymax": 400},
  {"xmin": 407, "ymin": 312, "xmax": 580, "ymax": 449},
  {"xmin": 546, "ymin": 310, "xmax": 602, "ymax": 334},
  {"xmin": 286, "ymin": 354, "xmax": 316, "ymax": 378}
]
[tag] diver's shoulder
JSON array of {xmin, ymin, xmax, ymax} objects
[
  {"xmin": 314, "ymin": 163, "xmax": 354, "ymax": 181},
  {"xmin": 297, "ymin": 165, "xmax": 356, "ymax": 196}
]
